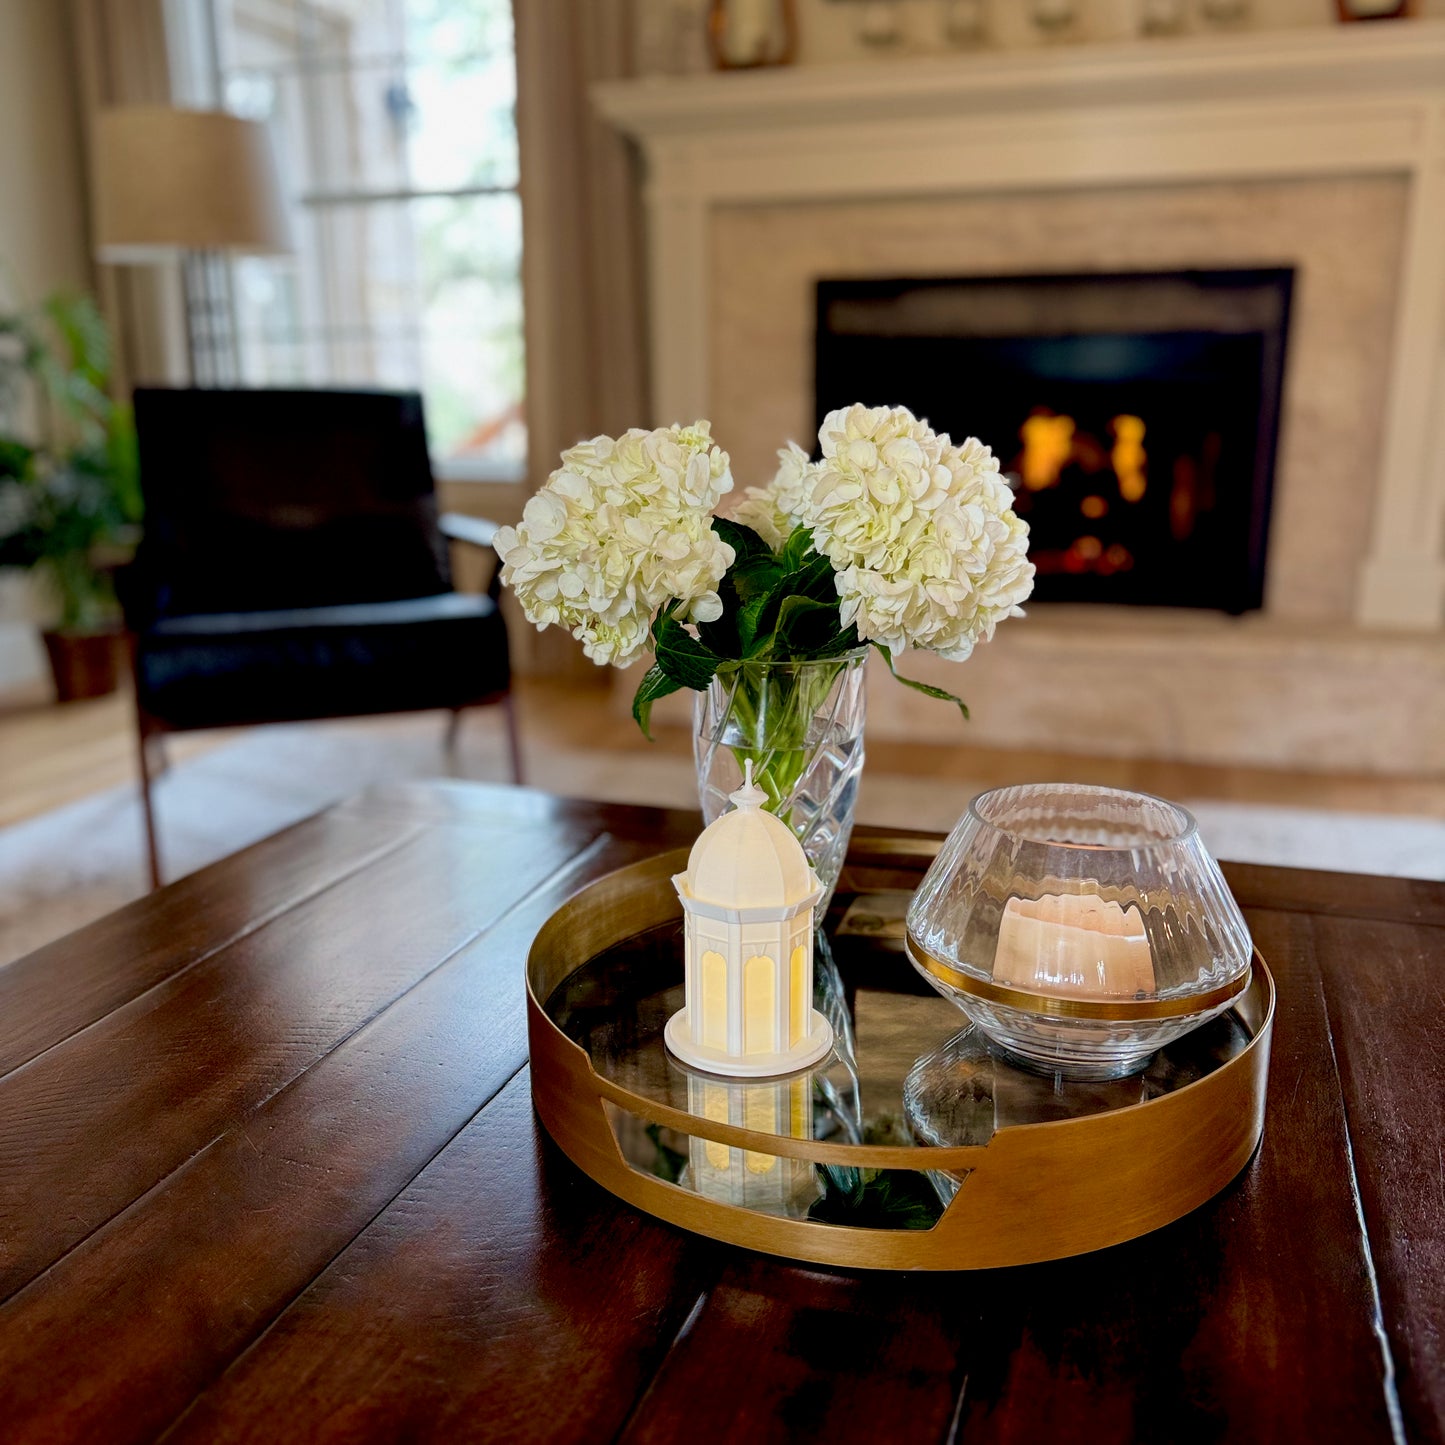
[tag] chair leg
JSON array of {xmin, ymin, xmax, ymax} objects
[
  {"xmin": 443, "ymin": 708, "xmax": 464, "ymax": 759},
  {"xmin": 443, "ymin": 699, "xmax": 521, "ymax": 784},
  {"xmin": 503, "ymin": 692, "xmax": 523, "ymax": 785},
  {"xmin": 136, "ymin": 722, "xmax": 163, "ymax": 891}
]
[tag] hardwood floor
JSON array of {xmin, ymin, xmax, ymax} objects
[{"xmin": 3, "ymin": 674, "xmax": 1441, "ymax": 835}]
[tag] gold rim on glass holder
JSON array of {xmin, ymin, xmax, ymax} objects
[{"xmin": 905, "ymin": 933, "xmax": 1251, "ymax": 1021}]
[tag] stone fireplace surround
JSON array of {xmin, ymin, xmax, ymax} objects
[{"xmin": 595, "ymin": 24, "xmax": 1445, "ymax": 773}]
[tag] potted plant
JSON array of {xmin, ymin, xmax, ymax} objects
[{"xmin": 0, "ymin": 292, "xmax": 141, "ymax": 700}]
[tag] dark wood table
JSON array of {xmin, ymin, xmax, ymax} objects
[{"xmin": 0, "ymin": 781, "xmax": 1441, "ymax": 1444}]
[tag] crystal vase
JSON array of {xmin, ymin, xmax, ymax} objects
[{"xmin": 694, "ymin": 649, "xmax": 868, "ymax": 910}]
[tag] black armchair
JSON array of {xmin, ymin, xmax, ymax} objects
[{"xmin": 124, "ymin": 387, "xmax": 519, "ymax": 887}]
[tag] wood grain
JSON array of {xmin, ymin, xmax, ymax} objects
[
  {"xmin": 1310, "ymin": 911, "xmax": 1445, "ymax": 1445},
  {"xmin": 0, "ymin": 834, "xmax": 664, "ymax": 1444},
  {"xmin": 162, "ymin": 1075, "xmax": 722, "ymax": 1445},
  {"xmin": 1222, "ymin": 861, "xmax": 1445, "ymax": 930},
  {"xmin": 0, "ymin": 815, "xmax": 588, "ymax": 1299},
  {"xmin": 0, "ymin": 808, "xmax": 422, "ymax": 1078}
]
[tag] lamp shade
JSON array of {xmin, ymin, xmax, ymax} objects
[{"xmin": 92, "ymin": 106, "xmax": 293, "ymax": 260}]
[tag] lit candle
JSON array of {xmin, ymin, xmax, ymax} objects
[{"xmin": 993, "ymin": 893, "xmax": 1155, "ymax": 998}]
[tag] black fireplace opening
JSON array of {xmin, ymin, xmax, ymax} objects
[{"xmin": 814, "ymin": 269, "xmax": 1293, "ymax": 613}]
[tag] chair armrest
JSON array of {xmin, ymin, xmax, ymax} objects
[
  {"xmin": 440, "ymin": 513, "xmax": 507, "ymax": 600},
  {"xmin": 439, "ymin": 512, "xmax": 501, "ymax": 550}
]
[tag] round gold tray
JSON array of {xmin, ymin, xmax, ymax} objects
[{"xmin": 526, "ymin": 842, "xmax": 1274, "ymax": 1271}]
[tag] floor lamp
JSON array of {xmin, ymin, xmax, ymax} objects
[{"xmin": 91, "ymin": 106, "xmax": 293, "ymax": 385}]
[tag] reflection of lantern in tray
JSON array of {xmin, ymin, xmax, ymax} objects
[
  {"xmin": 666, "ymin": 762, "xmax": 834, "ymax": 1078},
  {"xmin": 682, "ymin": 1074, "xmax": 821, "ymax": 1216}
]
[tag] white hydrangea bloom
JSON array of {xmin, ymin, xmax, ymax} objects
[
  {"xmin": 803, "ymin": 404, "xmax": 1034, "ymax": 660},
  {"xmin": 493, "ymin": 421, "xmax": 734, "ymax": 668},
  {"xmin": 729, "ymin": 442, "xmax": 816, "ymax": 552}
]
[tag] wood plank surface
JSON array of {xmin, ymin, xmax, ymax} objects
[
  {"xmin": 0, "ymin": 782, "xmax": 1437, "ymax": 1445},
  {"xmin": 162, "ymin": 1074, "xmax": 723, "ymax": 1445},
  {"xmin": 0, "ymin": 813, "xmax": 589, "ymax": 1298},
  {"xmin": 0, "ymin": 807, "xmax": 424, "ymax": 1078},
  {"xmin": 0, "ymin": 833, "xmax": 662, "ymax": 1444},
  {"xmin": 1310, "ymin": 912, "xmax": 1445, "ymax": 1445},
  {"xmin": 1222, "ymin": 861, "xmax": 1445, "ymax": 930}
]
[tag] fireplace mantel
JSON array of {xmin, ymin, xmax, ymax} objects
[
  {"xmin": 596, "ymin": 23, "xmax": 1445, "ymax": 139},
  {"xmin": 594, "ymin": 22, "xmax": 1445, "ymax": 630}
]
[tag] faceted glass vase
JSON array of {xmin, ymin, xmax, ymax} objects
[{"xmin": 694, "ymin": 650, "xmax": 867, "ymax": 911}]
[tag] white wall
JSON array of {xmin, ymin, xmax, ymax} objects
[{"xmin": 0, "ymin": 0, "xmax": 92, "ymax": 691}]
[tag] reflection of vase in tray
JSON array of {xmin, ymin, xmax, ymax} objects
[
  {"xmin": 682, "ymin": 1074, "xmax": 820, "ymax": 1216},
  {"xmin": 694, "ymin": 650, "xmax": 867, "ymax": 912}
]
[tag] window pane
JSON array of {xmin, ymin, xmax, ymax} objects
[
  {"xmin": 217, "ymin": 0, "xmax": 516, "ymax": 195},
  {"xmin": 231, "ymin": 193, "xmax": 525, "ymax": 474},
  {"xmin": 417, "ymin": 192, "xmax": 525, "ymax": 472},
  {"xmin": 203, "ymin": 0, "xmax": 525, "ymax": 478},
  {"xmin": 288, "ymin": 56, "xmax": 516, "ymax": 195}
]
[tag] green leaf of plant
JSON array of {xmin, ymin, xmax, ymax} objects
[
  {"xmin": 774, "ymin": 594, "xmax": 847, "ymax": 656},
  {"xmin": 652, "ymin": 613, "xmax": 722, "ymax": 693},
  {"xmin": 781, "ymin": 524, "xmax": 817, "ymax": 572},
  {"xmin": 875, "ymin": 643, "xmax": 971, "ymax": 721},
  {"xmin": 710, "ymin": 516, "xmax": 773, "ymax": 566},
  {"xmin": 695, "ymin": 571, "xmax": 741, "ymax": 657},
  {"xmin": 43, "ymin": 293, "xmax": 110, "ymax": 384},
  {"xmin": 630, "ymin": 663, "xmax": 685, "ymax": 742},
  {"xmin": 735, "ymin": 591, "xmax": 775, "ymax": 658},
  {"xmin": 729, "ymin": 551, "xmax": 787, "ymax": 605},
  {"xmin": 744, "ymin": 552, "xmax": 838, "ymax": 660}
]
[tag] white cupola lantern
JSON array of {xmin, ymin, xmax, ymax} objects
[{"xmin": 665, "ymin": 762, "xmax": 834, "ymax": 1077}]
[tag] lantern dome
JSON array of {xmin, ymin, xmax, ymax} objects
[{"xmin": 685, "ymin": 773, "xmax": 816, "ymax": 909}]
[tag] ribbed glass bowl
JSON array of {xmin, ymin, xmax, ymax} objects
[{"xmin": 905, "ymin": 783, "xmax": 1254, "ymax": 1079}]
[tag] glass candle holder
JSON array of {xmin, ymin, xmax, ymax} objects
[{"xmin": 905, "ymin": 783, "xmax": 1253, "ymax": 1079}]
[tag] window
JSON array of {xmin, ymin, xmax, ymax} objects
[{"xmin": 177, "ymin": 0, "xmax": 525, "ymax": 480}]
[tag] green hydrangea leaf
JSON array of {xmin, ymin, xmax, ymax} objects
[
  {"xmin": 711, "ymin": 516, "xmax": 773, "ymax": 566},
  {"xmin": 630, "ymin": 664, "xmax": 683, "ymax": 742},
  {"xmin": 781, "ymin": 524, "xmax": 817, "ymax": 572},
  {"xmin": 652, "ymin": 612, "xmax": 722, "ymax": 692},
  {"xmin": 729, "ymin": 551, "xmax": 787, "ymax": 605},
  {"xmin": 744, "ymin": 552, "xmax": 841, "ymax": 661},
  {"xmin": 874, "ymin": 643, "xmax": 970, "ymax": 721},
  {"xmin": 775, "ymin": 595, "xmax": 855, "ymax": 656}
]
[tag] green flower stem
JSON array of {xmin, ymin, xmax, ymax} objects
[{"xmin": 716, "ymin": 656, "xmax": 852, "ymax": 829}]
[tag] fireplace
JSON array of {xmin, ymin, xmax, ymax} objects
[{"xmin": 815, "ymin": 270, "xmax": 1293, "ymax": 614}]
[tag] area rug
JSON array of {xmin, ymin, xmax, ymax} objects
[{"xmin": 1, "ymin": 710, "xmax": 1441, "ymax": 967}]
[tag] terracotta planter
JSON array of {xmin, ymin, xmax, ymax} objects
[{"xmin": 42, "ymin": 626, "xmax": 126, "ymax": 702}]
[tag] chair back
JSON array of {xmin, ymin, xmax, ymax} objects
[{"xmin": 129, "ymin": 388, "xmax": 451, "ymax": 622}]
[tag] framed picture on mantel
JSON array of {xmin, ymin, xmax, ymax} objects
[{"xmin": 1335, "ymin": 0, "xmax": 1413, "ymax": 18}]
